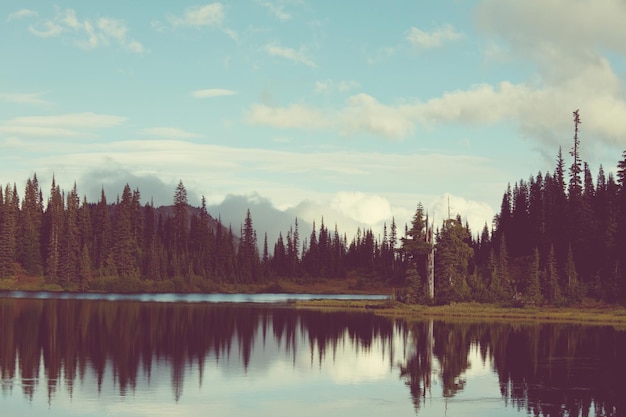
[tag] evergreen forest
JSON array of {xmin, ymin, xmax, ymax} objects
[{"xmin": 1, "ymin": 112, "xmax": 626, "ymax": 305}]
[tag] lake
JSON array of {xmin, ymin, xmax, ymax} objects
[{"xmin": 0, "ymin": 294, "xmax": 623, "ymax": 416}]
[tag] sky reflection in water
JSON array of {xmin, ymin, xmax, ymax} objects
[{"xmin": 0, "ymin": 295, "xmax": 623, "ymax": 416}]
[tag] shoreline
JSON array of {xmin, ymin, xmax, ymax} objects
[
  {"xmin": 294, "ymin": 299, "xmax": 626, "ymax": 328},
  {"xmin": 3, "ymin": 277, "xmax": 626, "ymax": 327}
]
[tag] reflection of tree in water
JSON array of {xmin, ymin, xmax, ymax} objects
[
  {"xmin": 398, "ymin": 320, "xmax": 433, "ymax": 412},
  {"xmin": 398, "ymin": 320, "xmax": 473, "ymax": 413},
  {"xmin": 0, "ymin": 298, "xmax": 395, "ymax": 402},
  {"xmin": 489, "ymin": 323, "xmax": 625, "ymax": 417},
  {"xmin": 1, "ymin": 298, "xmax": 624, "ymax": 415},
  {"xmin": 396, "ymin": 320, "xmax": 625, "ymax": 416}
]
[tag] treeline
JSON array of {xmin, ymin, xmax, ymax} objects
[
  {"xmin": 1, "ymin": 111, "xmax": 625, "ymax": 302},
  {"xmin": 0, "ymin": 176, "xmax": 405, "ymax": 292},
  {"xmin": 400, "ymin": 111, "xmax": 626, "ymax": 305}
]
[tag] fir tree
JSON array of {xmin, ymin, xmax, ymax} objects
[
  {"xmin": 0, "ymin": 184, "xmax": 19, "ymax": 278},
  {"xmin": 112, "ymin": 184, "xmax": 138, "ymax": 279},
  {"xmin": 44, "ymin": 177, "xmax": 64, "ymax": 284},
  {"xmin": 525, "ymin": 248, "xmax": 542, "ymax": 305},
  {"xmin": 434, "ymin": 218, "xmax": 472, "ymax": 303},
  {"xmin": 543, "ymin": 245, "xmax": 562, "ymax": 305},
  {"xmin": 16, "ymin": 175, "xmax": 43, "ymax": 276}
]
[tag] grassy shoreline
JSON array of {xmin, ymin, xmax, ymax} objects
[
  {"xmin": 294, "ymin": 299, "xmax": 626, "ymax": 327},
  {"xmin": 4, "ymin": 275, "xmax": 626, "ymax": 327},
  {"xmin": 0, "ymin": 274, "xmax": 393, "ymax": 295}
]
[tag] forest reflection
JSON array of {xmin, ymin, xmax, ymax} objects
[{"xmin": 1, "ymin": 297, "xmax": 624, "ymax": 416}]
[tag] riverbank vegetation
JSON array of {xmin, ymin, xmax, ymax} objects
[
  {"xmin": 294, "ymin": 299, "xmax": 626, "ymax": 328},
  {"xmin": 1, "ymin": 111, "xmax": 626, "ymax": 308}
]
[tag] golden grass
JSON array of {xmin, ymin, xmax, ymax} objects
[
  {"xmin": 294, "ymin": 299, "xmax": 626, "ymax": 328},
  {"xmin": 4, "ymin": 273, "xmax": 625, "ymax": 328}
]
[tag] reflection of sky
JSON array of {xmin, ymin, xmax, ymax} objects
[{"xmin": 2, "ymin": 325, "xmax": 527, "ymax": 417}]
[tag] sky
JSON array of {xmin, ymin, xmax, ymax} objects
[{"xmin": 2, "ymin": 0, "xmax": 626, "ymax": 243}]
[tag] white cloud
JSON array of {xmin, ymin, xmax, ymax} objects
[
  {"xmin": 250, "ymin": 62, "xmax": 626, "ymax": 145},
  {"xmin": 430, "ymin": 193, "xmax": 495, "ymax": 234},
  {"xmin": 256, "ymin": 1, "xmax": 292, "ymax": 21},
  {"xmin": 0, "ymin": 112, "xmax": 126, "ymax": 139},
  {"xmin": 25, "ymin": 8, "xmax": 144, "ymax": 53},
  {"xmin": 0, "ymin": 92, "xmax": 51, "ymax": 106},
  {"xmin": 7, "ymin": 9, "xmax": 37, "ymax": 21},
  {"xmin": 5, "ymin": 112, "xmax": 126, "ymax": 128},
  {"xmin": 406, "ymin": 24, "xmax": 463, "ymax": 48},
  {"xmin": 265, "ymin": 42, "xmax": 317, "ymax": 67},
  {"xmin": 331, "ymin": 192, "xmax": 393, "ymax": 225},
  {"xmin": 2, "ymin": 136, "xmax": 503, "ymax": 238},
  {"xmin": 29, "ymin": 21, "xmax": 63, "ymax": 38},
  {"xmin": 341, "ymin": 94, "xmax": 414, "ymax": 139},
  {"xmin": 248, "ymin": 94, "xmax": 414, "ymax": 139},
  {"xmin": 0, "ymin": 126, "xmax": 84, "ymax": 138},
  {"xmin": 191, "ymin": 89, "xmax": 237, "ymax": 98},
  {"xmin": 168, "ymin": 3, "xmax": 225, "ymax": 27},
  {"xmin": 164, "ymin": 3, "xmax": 237, "ymax": 39},
  {"xmin": 247, "ymin": 103, "xmax": 328, "ymax": 129},
  {"xmin": 473, "ymin": 0, "xmax": 626, "ymax": 146},
  {"xmin": 140, "ymin": 127, "xmax": 202, "ymax": 139},
  {"xmin": 315, "ymin": 80, "xmax": 360, "ymax": 93},
  {"xmin": 98, "ymin": 17, "xmax": 126, "ymax": 41},
  {"xmin": 314, "ymin": 81, "xmax": 331, "ymax": 93}
]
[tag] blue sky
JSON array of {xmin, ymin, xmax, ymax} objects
[{"xmin": 2, "ymin": 0, "xmax": 626, "ymax": 239}]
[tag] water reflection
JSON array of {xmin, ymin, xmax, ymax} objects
[{"xmin": 1, "ymin": 297, "xmax": 624, "ymax": 416}]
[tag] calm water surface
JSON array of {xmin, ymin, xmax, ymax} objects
[{"xmin": 0, "ymin": 294, "xmax": 624, "ymax": 416}]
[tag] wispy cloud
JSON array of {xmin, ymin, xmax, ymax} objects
[
  {"xmin": 315, "ymin": 79, "xmax": 360, "ymax": 93},
  {"xmin": 29, "ymin": 21, "xmax": 63, "ymax": 38},
  {"xmin": 14, "ymin": 139, "xmax": 501, "ymax": 233},
  {"xmin": 0, "ymin": 92, "xmax": 52, "ymax": 106},
  {"xmin": 248, "ymin": 94, "xmax": 413, "ymax": 139},
  {"xmin": 247, "ymin": 103, "xmax": 328, "ymax": 129},
  {"xmin": 25, "ymin": 8, "xmax": 145, "ymax": 53},
  {"xmin": 140, "ymin": 127, "xmax": 202, "ymax": 139},
  {"xmin": 0, "ymin": 112, "xmax": 127, "ymax": 139},
  {"xmin": 159, "ymin": 3, "xmax": 237, "ymax": 39},
  {"xmin": 167, "ymin": 3, "xmax": 225, "ymax": 27},
  {"xmin": 265, "ymin": 42, "xmax": 317, "ymax": 67},
  {"xmin": 0, "ymin": 126, "xmax": 84, "ymax": 138},
  {"xmin": 7, "ymin": 8, "xmax": 37, "ymax": 21},
  {"xmin": 6, "ymin": 112, "xmax": 126, "ymax": 128},
  {"xmin": 406, "ymin": 24, "xmax": 463, "ymax": 48},
  {"xmin": 256, "ymin": 1, "xmax": 292, "ymax": 21},
  {"xmin": 191, "ymin": 88, "xmax": 237, "ymax": 98}
]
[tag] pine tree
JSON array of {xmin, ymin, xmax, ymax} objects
[
  {"xmin": 44, "ymin": 177, "xmax": 64, "ymax": 284},
  {"xmin": 543, "ymin": 245, "xmax": 562, "ymax": 305},
  {"xmin": 488, "ymin": 236, "xmax": 511, "ymax": 302},
  {"xmin": 173, "ymin": 180, "xmax": 189, "ymax": 256},
  {"xmin": 525, "ymin": 248, "xmax": 542, "ymax": 305},
  {"xmin": 190, "ymin": 195, "xmax": 213, "ymax": 279},
  {"xmin": 16, "ymin": 175, "xmax": 43, "ymax": 276},
  {"xmin": 564, "ymin": 244, "xmax": 582, "ymax": 302},
  {"xmin": 60, "ymin": 183, "xmax": 81, "ymax": 286},
  {"xmin": 434, "ymin": 218, "xmax": 472, "ymax": 303},
  {"xmin": 568, "ymin": 110, "xmax": 583, "ymax": 198},
  {"xmin": 272, "ymin": 232, "xmax": 287, "ymax": 277},
  {"xmin": 401, "ymin": 203, "xmax": 432, "ymax": 297},
  {"xmin": 92, "ymin": 188, "xmax": 113, "ymax": 276},
  {"xmin": 304, "ymin": 220, "xmax": 318, "ymax": 277},
  {"xmin": 78, "ymin": 243, "xmax": 92, "ymax": 291},
  {"xmin": 0, "ymin": 184, "xmax": 19, "ymax": 278},
  {"xmin": 112, "ymin": 184, "xmax": 138, "ymax": 279},
  {"xmin": 142, "ymin": 200, "xmax": 161, "ymax": 281},
  {"xmin": 616, "ymin": 150, "xmax": 626, "ymax": 300},
  {"xmin": 261, "ymin": 232, "xmax": 270, "ymax": 280},
  {"xmin": 616, "ymin": 150, "xmax": 626, "ymax": 188},
  {"xmin": 238, "ymin": 209, "xmax": 258, "ymax": 282}
]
